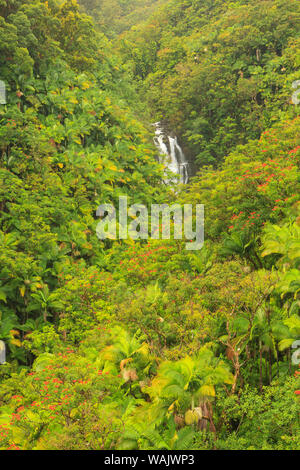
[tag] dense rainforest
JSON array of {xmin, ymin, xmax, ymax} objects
[{"xmin": 0, "ymin": 0, "xmax": 299, "ymax": 451}]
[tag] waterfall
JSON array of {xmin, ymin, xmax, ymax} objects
[
  {"xmin": 0, "ymin": 340, "xmax": 6, "ymax": 364},
  {"xmin": 153, "ymin": 122, "xmax": 189, "ymax": 184}
]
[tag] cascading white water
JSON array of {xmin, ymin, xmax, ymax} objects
[
  {"xmin": 153, "ymin": 122, "xmax": 189, "ymax": 184},
  {"xmin": 0, "ymin": 340, "xmax": 6, "ymax": 364}
]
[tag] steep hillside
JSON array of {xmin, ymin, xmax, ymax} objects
[{"xmin": 119, "ymin": 0, "xmax": 300, "ymax": 167}]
